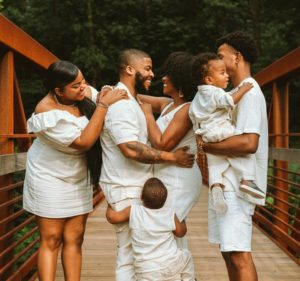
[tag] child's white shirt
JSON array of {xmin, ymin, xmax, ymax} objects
[
  {"xmin": 189, "ymin": 85, "xmax": 235, "ymax": 142},
  {"xmin": 129, "ymin": 205, "xmax": 179, "ymax": 273}
]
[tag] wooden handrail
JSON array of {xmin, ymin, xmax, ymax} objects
[
  {"xmin": 0, "ymin": 15, "xmax": 58, "ymax": 68},
  {"xmin": 254, "ymin": 46, "xmax": 300, "ymax": 87}
]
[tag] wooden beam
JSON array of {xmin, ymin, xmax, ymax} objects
[
  {"xmin": 0, "ymin": 50, "xmax": 15, "ymax": 277},
  {"xmin": 254, "ymin": 47, "xmax": 300, "ymax": 87},
  {"xmin": 14, "ymin": 72, "xmax": 31, "ymax": 151},
  {"xmin": 0, "ymin": 15, "xmax": 58, "ymax": 69},
  {"xmin": 0, "ymin": 153, "xmax": 27, "ymax": 176},
  {"xmin": 269, "ymin": 147, "xmax": 300, "ymax": 163}
]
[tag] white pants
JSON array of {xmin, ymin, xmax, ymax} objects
[
  {"xmin": 207, "ymin": 153, "xmax": 256, "ymax": 188},
  {"xmin": 111, "ymin": 198, "xmax": 141, "ymax": 281},
  {"xmin": 136, "ymin": 249, "xmax": 195, "ymax": 281}
]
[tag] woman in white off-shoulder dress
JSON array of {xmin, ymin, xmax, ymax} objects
[
  {"xmin": 139, "ymin": 52, "xmax": 202, "ymax": 250},
  {"xmin": 23, "ymin": 60, "xmax": 127, "ymax": 281}
]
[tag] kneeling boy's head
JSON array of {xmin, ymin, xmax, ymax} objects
[{"xmin": 141, "ymin": 178, "xmax": 168, "ymax": 209}]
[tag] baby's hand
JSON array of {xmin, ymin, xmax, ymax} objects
[{"xmin": 239, "ymin": 82, "xmax": 253, "ymax": 92}]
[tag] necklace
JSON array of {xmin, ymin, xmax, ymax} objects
[{"xmin": 53, "ymin": 94, "xmax": 78, "ymax": 108}]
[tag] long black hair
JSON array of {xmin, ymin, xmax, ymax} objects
[{"xmin": 45, "ymin": 60, "xmax": 102, "ymax": 186}]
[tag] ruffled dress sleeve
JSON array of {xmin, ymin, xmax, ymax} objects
[{"xmin": 27, "ymin": 110, "xmax": 87, "ymax": 147}]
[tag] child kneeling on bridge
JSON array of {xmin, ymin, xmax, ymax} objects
[{"xmin": 106, "ymin": 177, "xmax": 195, "ymax": 281}]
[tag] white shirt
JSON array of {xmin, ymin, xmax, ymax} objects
[
  {"xmin": 225, "ymin": 77, "xmax": 268, "ymax": 205},
  {"xmin": 189, "ymin": 85, "xmax": 235, "ymax": 140},
  {"xmin": 129, "ymin": 205, "xmax": 178, "ymax": 273},
  {"xmin": 100, "ymin": 82, "xmax": 153, "ymax": 203}
]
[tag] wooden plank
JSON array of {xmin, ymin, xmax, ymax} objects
[
  {"xmin": 269, "ymin": 147, "xmax": 300, "ymax": 163},
  {"xmin": 0, "ymin": 153, "xmax": 27, "ymax": 176},
  {"xmin": 0, "ymin": 15, "xmax": 58, "ymax": 69}
]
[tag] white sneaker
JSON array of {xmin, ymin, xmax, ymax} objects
[
  {"xmin": 211, "ymin": 186, "xmax": 228, "ymax": 215},
  {"xmin": 240, "ymin": 180, "xmax": 265, "ymax": 199}
]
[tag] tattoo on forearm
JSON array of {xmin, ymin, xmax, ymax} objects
[{"xmin": 126, "ymin": 142, "xmax": 162, "ymax": 163}]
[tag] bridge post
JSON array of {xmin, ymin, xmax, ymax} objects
[
  {"xmin": 272, "ymin": 81, "xmax": 289, "ymax": 246},
  {"xmin": 0, "ymin": 51, "xmax": 15, "ymax": 279}
]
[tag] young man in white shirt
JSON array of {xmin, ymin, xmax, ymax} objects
[
  {"xmin": 100, "ymin": 49, "xmax": 194, "ymax": 281},
  {"xmin": 197, "ymin": 31, "xmax": 268, "ymax": 281}
]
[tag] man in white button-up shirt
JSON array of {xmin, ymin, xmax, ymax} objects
[{"xmin": 100, "ymin": 49, "xmax": 194, "ymax": 281}]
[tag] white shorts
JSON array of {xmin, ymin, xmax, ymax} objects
[{"xmin": 208, "ymin": 191, "xmax": 255, "ymax": 252}]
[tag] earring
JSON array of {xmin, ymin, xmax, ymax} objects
[{"xmin": 179, "ymin": 90, "xmax": 184, "ymax": 98}]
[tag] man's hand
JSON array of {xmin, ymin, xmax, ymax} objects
[{"xmin": 173, "ymin": 146, "xmax": 195, "ymax": 167}]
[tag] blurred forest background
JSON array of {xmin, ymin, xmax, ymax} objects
[{"xmin": 1, "ymin": 0, "xmax": 300, "ymax": 125}]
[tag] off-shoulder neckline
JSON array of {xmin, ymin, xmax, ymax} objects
[{"xmin": 32, "ymin": 109, "xmax": 86, "ymax": 119}]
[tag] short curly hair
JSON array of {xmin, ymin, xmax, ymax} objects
[
  {"xmin": 216, "ymin": 31, "xmax": 258, "ymax": 64},
  {"xmin": 161, "ymin": 52, "xmax": 197, "ymax": 102},
  {"xmin": 141, "ymin": 178, "xmax": 168, "ymax": 209},
  {"xmin": 192, "ymin": 52, "xmax": 220, "ymax": 85}
]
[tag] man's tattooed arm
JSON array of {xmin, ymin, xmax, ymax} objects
[
  {"xmin": 118, "ymin": 141, "xmax": 194, "ymax": 167},
  {"xmin": 119, "ymin": 141, "xmax": 165, "ymax": 164}
]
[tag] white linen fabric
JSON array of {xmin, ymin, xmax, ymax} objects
[
  {"xmin": 208, "ymin": 188, "xmax": 255, "ymax": 252},
  {"xmin": 99, "ymin": 82, "xmax": 153, "ymax": 281},
  {"xmin": 206, "ymin": 152, "xmax": 256, "ymax": 188},
  {"xmin": 23, "ymin": 109, "xmax": 93, "ymax": 218},
  {"xmin": 99, "ymin": 82, "xmax": 153, "ymax": 204},
  {"xmin": 225, "ymin": 77, "xmax": 268, "ymax": 204},
  {"xmin": 208, "ymin": 77, "xmax": 268, "ymax": 252},
  {"xmin": 130, "ymin": 205, "xmax": 195, "ymax": 280},
  {"xmin": 189, "ymin": 84, "xmax": 235, "ymax": 142},
  {"xmin": 189, "ymin": 83, "xmax": 259, "ymax": 190},
  {"xmin": 154, "ymin": 102, "xmax": 202, "ymax": 222}
]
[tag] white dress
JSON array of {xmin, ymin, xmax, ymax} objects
[
  {"xmin": 23, "ymin": 109, "xmax": 93, "ymax": 218},
  {"xmin": 154, "ymin": 102, "xmax": 202, "ymax": 222}
]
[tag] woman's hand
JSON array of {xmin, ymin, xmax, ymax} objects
[
  {"xmin": 140, "ymin": 102, "xmax": 153, "ymax": 116},
  {"xmin": 173, "ymin": 146, "xmax": 195, "ymax": 167},
  {"xmin": 97, "ymin": 87, "xmax": 128, "ymax": 107}
]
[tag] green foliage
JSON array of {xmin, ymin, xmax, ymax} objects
[{"xmin": 2, "ymin": 0, "xmax": 299, "ymax": 114}]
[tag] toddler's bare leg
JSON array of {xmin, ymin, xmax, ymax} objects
[{"xmin": 211, "ymin": 184, "xmax": 228, "ymax": 215}]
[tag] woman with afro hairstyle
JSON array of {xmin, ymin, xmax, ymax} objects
[{"xmin": 138, "ymin": 52, "xmax": 202, "ymax": 250}]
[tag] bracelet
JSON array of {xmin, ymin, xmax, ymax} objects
[
  {"xmin": 101, "ymin": 85, "xmax": 114, "ymax": 91},
  {"xmin": 97, "ymin": 100, "xmax": 109, "ymax": 108}
]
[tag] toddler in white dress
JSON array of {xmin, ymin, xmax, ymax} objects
[
  {"xmin": 189, "ymin": 52, "xmax": 265, "ymax": 214},
  {"xmin": 106, "ymin": 177, "xmax": 195, "ymax": 281}
]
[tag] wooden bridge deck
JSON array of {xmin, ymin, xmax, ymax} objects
[{"xmin": 54, "ymin": 187, "xmax": 300, "ymax": 280}]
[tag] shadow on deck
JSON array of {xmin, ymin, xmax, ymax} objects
[{"xmin": 53, "ymin": 187, "xmax": 300, "ymax": 281}]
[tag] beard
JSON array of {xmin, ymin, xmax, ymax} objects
[{"xmin": 134, "ymin": 72, "xmax": 149, "ymax": 95}]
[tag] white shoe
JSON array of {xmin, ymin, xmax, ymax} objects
[
  {"xmin": 240, "ymin": 180, "xmax": 265, "ymax": 199},
  {"xmin": 211, "ymin": 186, "xmax": 228, "ymax": 215}
]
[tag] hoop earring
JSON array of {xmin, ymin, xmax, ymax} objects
[{"xmin": 179, "ymin": 90, "xmax": 184, "ymax": 98}]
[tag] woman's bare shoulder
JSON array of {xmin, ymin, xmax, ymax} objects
[{"xmin": 35, "ymin": 94, "xmax": 56, "ymax": 114}]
